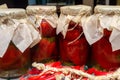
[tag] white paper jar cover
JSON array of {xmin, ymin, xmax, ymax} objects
[
  {"xmin": 60, "ymin": 5, "xmax": 91, "ymax": 16},
  {"xmin": 0, "ymin": 4, "xmax": 8, "ymax": 9},
  {"xmin": 0, "ymin": 8, "xmax": 40, "ymax": 57},
  {"xmin": 83, "ymin": 5, "xmax": 120, "ymax": 51},
  {"xmin": 94, "ymin": 5, "xmax": 120, "ymax": 15},
  {"xmin": 57, "ymin": 5, "xmax": 92, "ymax": 38},
  {"xmin": 26, "ymin": 5, "xmax": 58, "ymax": 29},
  {"xmin": 26, "ymin": 5, "xmax": 56, "ymax": 15}
]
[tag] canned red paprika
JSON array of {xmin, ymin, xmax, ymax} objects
[
  {"xmin": 26, "ymin": 6, "xmax": 58, "ymax": 63},
  {"xmin": 83, "ymin": 5, "xmax": 120, "ymax": 70},
  {"xmin": 0, "ymin": 9, "xmax": 39, "ymax": 78},
  {"xmin": 57, "ymin": 5, "xmax": 91, "ymax": 66}
]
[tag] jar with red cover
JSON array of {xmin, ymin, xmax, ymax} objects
[
  {"xmin": 57, "ymin": 5, "xmax": 91, "ymax": 66},
  {"xmin": 0, "ymin": 9, "xmax": 40, "ymax": 78},
  {"xmin": 26, "ymin": 6, "xmax": 58, "ymax": 63},
  {"xmin": 83, "ymin": 5, "xmax": 120, "ymax": 71}
]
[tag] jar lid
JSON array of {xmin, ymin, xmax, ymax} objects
[
  {"xmin": 94, "ymin": 5, "xmax": 120, "ymax": 15},
  {"xmin": 26, "ymin": 5, "xmax": 56, "ymax": 15},
  {"xmin": 0, "ymin": 4, "xmax": 8, "ymax": 9},
  {"xmin": 60, "ymin": 5, "xmax": 91, "ymax": 16},
  {"xmin": 0, "ymin": 8, "xmax": 26, "ymax": 19}
]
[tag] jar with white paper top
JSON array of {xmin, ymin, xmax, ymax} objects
[
  {"xmin": 83, "ymin": 5, "xmax": 120, "ymax": 70},
  {"xmin": 57, "ymin": 5, "xmax": 91, "ymax": 65},
  {"xmin": 26, "ymin": 6, "xmax": 58, "ymax": 63},
  {"xmin": 0, "ymin": 9, "xmax": 40, "ymax": 78}
]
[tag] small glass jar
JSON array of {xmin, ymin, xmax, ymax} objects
[
  {"xmin": 57, "ymin": 5, "xmax": 91, "ymax": 66},
  {"xmin": 84, "ymin": 5, "xmax": 120, "ymax": 70},
  {"xmin": 0, "ymin": 9, "xmax": 35, "ymax": 78},
  {"xmin": 26, "ymin": 6, "xmax": 58, "ymax": 63}
]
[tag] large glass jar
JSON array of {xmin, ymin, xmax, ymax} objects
[
  {"xmin": 83, "ymin": 5, "xmax": 120, "ymax": 70},
  {"xmin": 57, "ymin": 5, "xmax": 91, "ymax": 66},
  {"xmin": 0, "ymin": 9, "xmax": 39, "ymax": 78},
  {"xmin": 26, "ymin": 6, "xmax": 58, "ymax": 63}
]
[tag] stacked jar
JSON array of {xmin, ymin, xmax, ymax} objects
[
  {"xmin": 57, "ymin": 5, "xmax": 91, "ymax": 66},
  {"xmin": 83, "ymin": 5, "xmax": 120, "ymax": 70},
  {"xmin": 26, "ymin": 6, "xmax": 58, "ymax": 63},
  {"xmin": 0, "ymin": 9, "xmax": 40, "ymax": 78}
]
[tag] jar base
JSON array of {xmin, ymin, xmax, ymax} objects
[{"xmin": 0, "ymin": 68, "xmax": 27, "ymax": 79}]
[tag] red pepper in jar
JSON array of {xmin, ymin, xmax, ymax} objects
[
  {"xmin": 39, "ymin": 19, "xmax": 56, "ymax": 37},
  {"xmin": 57, "ymin": 5, "xmax": 91, "ymax": 66},
  {"xmin": 0, "ymin": 8, "xmax": 35, "ymax": 78},
  {"xmin": 0, "ymin": 42, "xmax": 30, "ymax": 70},
  {"xmin": 85, "ymin": 5, "xmax": 120, "ymax": 71},
  {"xmin": 92, "ymin": 29, "xmax": 120, "ymax": 70},
  {"xmin": 59, "ymin": 21, "xmax": 90, "ymax": 65},
  {"xmin": 32, "ymin": 37, "xmax": 57, "ymax": 62},
  {"xmin": 28, "ymin": 6, "xmax": 58, "ymax": 62},
  {"xmin": 27, "ymin": 6, "xmax": 58, "ymax": 63}
]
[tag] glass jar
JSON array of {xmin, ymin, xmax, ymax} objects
[
  {"xmin": 84, "ymin": 5, "xmax": 120, "ymax": 70},
  {"xmin": 26, "ymin": 6, "xmax": 58, "ymax": 63},
  {"xmin": 57, "ymin": 5, "xmax": 91, "ymax": 66},
  {"xmin": 0, "ymin": 9, "xmax": 39, "ymax": 78}
]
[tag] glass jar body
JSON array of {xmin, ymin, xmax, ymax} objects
[{"xmin": 0, "ymin": 42, "xmax": 30, "ymax": 78}]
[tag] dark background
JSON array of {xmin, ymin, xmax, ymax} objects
[
  {"xmin": 0, "ymin": 0, "xmax": 81, "ymax": 8},
  {"xmin": 0, "ymin": 0, "xmax": 117, "ymax": 9},
  {"xmin": 0, "ymin": 0, "xmax": 28, "ymax": 8}
]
